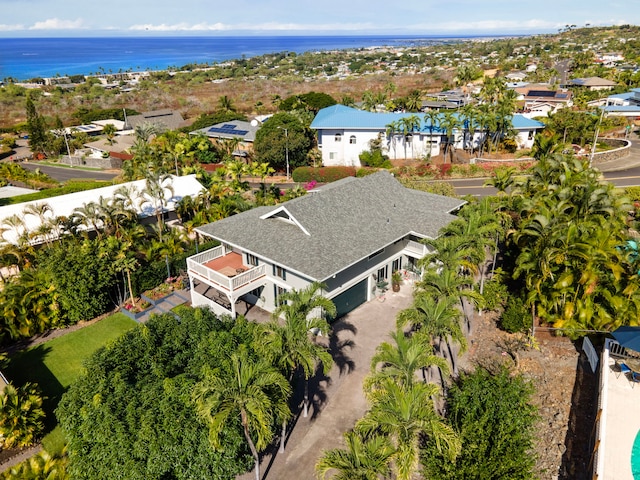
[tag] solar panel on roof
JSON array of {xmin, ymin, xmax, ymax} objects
[
  {"xmin": 527, "ymin": 90, "xmax": 556, "ymax": 97},
  {"xmin": 208, "ymin": 126, "xmax": 249, "ymax": 136}
]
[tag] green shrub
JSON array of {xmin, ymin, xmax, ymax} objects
[
  {"xmin": 500, "ymin": 295, "xmax": 530, "ymax": 333},
  {"xmin": 355, "ymin": 167, "xmax": 379, "ymax": 177},
  {"xmin": 625, "ymin": 186, "xmax": 640, "ymax": 202},
  {"xmin": 292, "ymin": 166, "xmax": 356, "ymax": 183},
  {"xmin": 482, "ymin": 277, "xmax": 508, "ymax": 311},
  {"xmin": 359, "ymin": 149, "xmax": 392, "ymax": 168}
]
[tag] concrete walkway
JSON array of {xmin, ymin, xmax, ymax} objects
[
  {"xmin": 134, "ymin": 288, "xmax": 191, "ymax": 323},
  {"xmin": 238, "ymin": 284, "xmax": 415, "ymax": 480}
]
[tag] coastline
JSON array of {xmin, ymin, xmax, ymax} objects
[{"xmin": 0, "ymin": 34, "xmax": 510, "ymax": 82}]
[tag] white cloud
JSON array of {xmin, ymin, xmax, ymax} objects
[
  {"xmin": 29, "ymin": 18, "xmax": 87, "ymax": 30},
  {"xmin": 128, "ymin": 21, "xmax": 377, "ymax": 32},
  {"xmin": 0, "ymin": 23, "xmax": 25, "ymax": 31},
  {"xmin": 408, "ymin": 19, "xmax": 563, "ymax": 33}
]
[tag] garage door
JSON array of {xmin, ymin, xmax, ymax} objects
[{"xmin": 332, "ymin": 278, "xmax": 368, "ymax": 319}]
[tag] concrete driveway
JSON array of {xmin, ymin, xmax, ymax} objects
[{"xmin": 239, "ymin": 283, "xmax": 415, "ymax": 480}]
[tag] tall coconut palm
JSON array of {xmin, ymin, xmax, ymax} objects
[
  {"xmin": 357, "ymin": 378, "xmax": 460, "ymax": 480},
  {"xmin": 316, "ymin": 431, "xmax": 394, "ymax": 480},
  {"xmin": 424, "ymin": 110, "xmax": 440, "ymax": 159},
  {"xmin": 193, "ymin": 349, "xmax": 291, "ymax": 480}
]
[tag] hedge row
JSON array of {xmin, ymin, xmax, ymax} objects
[{"xmin": 292, "ymin": 166, "xmax": 356, "ymax": 183}]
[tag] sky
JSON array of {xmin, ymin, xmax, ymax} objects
[{"xmin": 0, "ymin": 0, "xmax": 637, "ymax": 37}]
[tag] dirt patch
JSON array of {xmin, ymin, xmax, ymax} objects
[{"xmin": 460, "ymin": 311, "xmax": 597, "ymax": 480}]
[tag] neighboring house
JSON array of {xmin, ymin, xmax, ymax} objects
[
  {"xmin": 125, "ymin": 109, "xmax": 185, "ymax": 131},
  {"xmin": 84, "ymin": 135, "xmax": 136, "ymax": 159},
  {"xmin": 505, "ymin": 71, "xmax": 528, "ymax": 81},
  {"xmin": 566, "ymin": 77, "xmax": 618, "ymax": 91},
  {"xmin": 189, "ymin": 120, "xmax": 260, "ymax": 158},
  {"xmin": 310, "ymin": 105, "xmax": 545, "ymax": 166},
  {"xmin": 514, "ymin": 85, "xmax": 573, "ymax": 117},
  {"xmin": 188, "ymin": 171, "xmax": 465, "ymax": 318},
  {"xmin": 0, "ymin": 175, "xmax": 204, "ymax": 246},
  {"xmin": 601, "ymin": 88, "xmax": 640, "ymax": 118}
]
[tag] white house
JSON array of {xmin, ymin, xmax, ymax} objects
[
  {"xmin": 0, "ymin": 175, "xmax": 204, "ymax": 246},
  {"xmin": 310, "ymin": 105, "xmax": 545, "ymax": 167},
  {"xmin": 188, "ymin": 171, "xmax": 465, "ymax": 319}
]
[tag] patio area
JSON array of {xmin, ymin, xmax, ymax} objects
[
  {"xmin": 203, "ymin": 251, "xmax": 247, "ymax": 276},
  {"xmin": 594, "ymin": 339, "xmax": 640, "ymax": 479}
]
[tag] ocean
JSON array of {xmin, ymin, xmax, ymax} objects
[{"xmin": 0, "ymin": 35, "xmax": 471, "ymax": 81}]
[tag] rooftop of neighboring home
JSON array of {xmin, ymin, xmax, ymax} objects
[
  {"xmin": 189, "ymin": 119, "xmax": 259, "ymax": 142},
  {"xmin": 125, "ymin": 109, "xmax": 185, "ymax": 131},
  {"xmin": 84, "ymin": 134, "xmax": 136, "ymax": 153},
  {"xmin": 310, "ymin": 104, "xmax": 545, "ymax": 132},
  {"xmin": 196, "ymin": 171, "xmax": 465, "ymax": 281},
  {"xmin": 0, "ymin": 175, "xmax": 204, "ymax": 245},
  {"xmin": 566, "ymin": 76, "xmax": 618, "ymax": 88}
]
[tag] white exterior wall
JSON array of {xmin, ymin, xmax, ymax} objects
[{"xmin": 515, "ymin": 130, "xmax": 536, "ymax": 149}]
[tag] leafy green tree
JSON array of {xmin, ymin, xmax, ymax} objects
[
  {"xmin": 279, "ymin": 91, "xmax": 337, "ymax": 113},
  {"xmin": 422, "ymin": 367, "xmax": 537, "ymax": 480},
  {"xmin": 57, "ymin": 310, "xmax": 251, "ymax": 480},
  {"xmin": 25, "ymin": 95, "xmax": 50, "ymax": 157},
  {"xmin": 254, "ymin": 112, "xmax": 313, "ymax": 172},
  {"xmin": 316, "ymin": 431, "xmax": 394, "ymax": 480},
  {"xmin": 37, "ymin": 240, "xmax": 117, "ymax": 324},
  {"xmin": 0, "ymin": 382, "xmax": 45, "ymax": 448}
]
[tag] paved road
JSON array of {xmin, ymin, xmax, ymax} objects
[{"xmin": 20, "ymin": 163, "xmax": 119, "ymax": 182}]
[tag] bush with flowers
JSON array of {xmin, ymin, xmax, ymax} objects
[{"xmin": 123, "ymin": 299, "xmax": 151, "ymax": 313}]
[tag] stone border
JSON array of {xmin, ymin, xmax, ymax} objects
[{"xmin": 591, "ymin": 138, "xmax": 631, "ymax": 165}]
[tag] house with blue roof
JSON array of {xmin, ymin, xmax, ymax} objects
[
  {"xmin": 310, "ymin": 105, "xmax": 545, "ymax": 167},
  {"xmin": 602, "ymin": 88, "xmax": 640, "ymax": 118}
]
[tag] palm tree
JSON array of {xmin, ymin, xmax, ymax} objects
[
  {"xmin": 193, "ymin": 349, "xmax": 291, "ymax": 480},
  {"xmin": 315, "ymin": 431, "xmax": 394, "ymax": 480},
  {"xmin": 397, "ymin": 293, "xmax": 466, "ymax": 376},
  {"xmin": 269, "ymin": 282, "xmax": 336, "ymax": 421},
  {"xmin": 141, "ymin": 170, "xmax": 174, "ymax": 241},
  {"xmin": 218, "ymin": 95, "xmax": 236, "ymax": 112},
  {"xmin": 357, "ymin": 378, "xmax": 460, "ymax": 480},
  {"xmin": 385, "ymin": 121, "xmax": 399, "ymax": 160},
  {"xmin": 367, "ymin": 326, "xmax": 448, "ymax": 387},
  {"xmin": 423, "ymin": 110, "xmax": 440, "ymax": 159},
  {"xmin": 439, "ymin": 111, "xmax": 460, "ymax": 163}
]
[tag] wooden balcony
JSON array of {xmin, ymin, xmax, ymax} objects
[{"xmin": 187, "ymin": 246, "xmax": 266, "ymax": 293}]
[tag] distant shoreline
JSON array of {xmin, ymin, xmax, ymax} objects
[{"xmin": 0, "ymin": 34, "xmax": 520, "ymax": 81}]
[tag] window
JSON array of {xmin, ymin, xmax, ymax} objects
[
  {"xmin": 329, "ymin": 152, "xmax": 337, "ymax": 160},
  {"xmin": 246, "ymin": 253, "xmax": 259, "ymax": 266},
  {"xmin": 392, "ymin": 258, "xmax": 402, "ymax": 272},
  {"xmin": 377, "ymin": 266, "xmax": 388, "ymax": 282},
  {"xmin": 273, "ymin": 265, "xmax": 287, "ymax": 280},
  {"xmin": 528, "ymin": 130, "xmax": 534, "ymax": 140},
  {"xmin": 349, "ymin": 135, "xmax": 356, "ymax": 144},
  {"xmin": 405, "ymin": 134, "xmax": 412, "ymax": 143},
  {"xmin": 274, "ymin": 285, "xmax": 287, "ymax": 306},
  {"xmin": 248, "ymin": 286, "xmax": 264, "ymax": 298},
  {"xmin": 335, "ymin": 133, "xmax": 342, "ymax": 142}
]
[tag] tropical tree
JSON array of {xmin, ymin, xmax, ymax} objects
[
  {"xmin": 0, "ymin": 382, "xmax": 45, "ymax": 448},
  {"xmin": 357, "ymin": 378, "xmax": 460, "ymax": 480},
  {"xmin": 142, "ymin": 170, "xmax": 174, "ymax": 241},
  {"xmin": 424, "ymin": 110, "xmax": 440, "ymax": 159},
  {"xmin": 102, "ymin": 123, "xmax": 117, "ymax": 145},
  {"xmin": 315, "ymin": 431, "xmax": 394, "ymax": 480},
  {"xmin": 439, "ymin": 111, "xmax": 460, "ymax": 163},
  {"xmin": 367, "ymin": 326, "xmax": 448, "ymax": 387},
  {"xmin": 268, "ymin": 282, "xmax": 336, "ymax": 419},
  {"xmin": 193, "ymin": 348, "xmax": 291, "ymax": 480},
  {"xmin": 397, "ymin": 294, "xmax": 466, "ymax": 376}
]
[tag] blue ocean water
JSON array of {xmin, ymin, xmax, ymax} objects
[{"xmin": 0, "ymin": 35, "xmax": 466, "ymax": 81}]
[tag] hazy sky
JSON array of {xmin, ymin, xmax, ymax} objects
[{"xmin": 0, "ymin": 0, "xmax": 636, "ymax": 36}]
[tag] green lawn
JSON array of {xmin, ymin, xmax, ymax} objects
[{"xmin": 5, "ymin": 313, "xmax": 137, "ymax": 435}]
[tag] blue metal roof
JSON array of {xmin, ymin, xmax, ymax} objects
[{"xmin": 311, "ymin": 105, "xmax": 544, "ymax": 132}]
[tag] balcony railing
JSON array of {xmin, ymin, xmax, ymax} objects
[
  {"xmin": 405, "ymin": 240, "xmax": 427, "ymax": 257},
  {"xmin": 187, "ymin": 248, "xmax": 266, "ymax": 292}
]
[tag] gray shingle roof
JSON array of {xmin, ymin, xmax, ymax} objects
[{"xmin": 196, "ymin": 171, "xmax": 465, "ymax": 281}]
